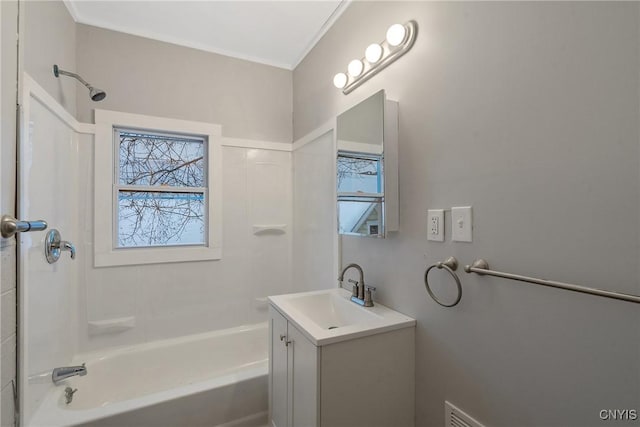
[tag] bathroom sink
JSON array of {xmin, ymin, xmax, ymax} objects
[
  {"xmin": 285, "ymin": 291, "xmax": 382, "ymax": 328},
  {"xmin": 268, "ymin": 288, "xmax": 415, "ymax": 345}
]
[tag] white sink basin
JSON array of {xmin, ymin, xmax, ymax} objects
[
  {"xmin": 268, "ymin": 288, "xmax": 415, "ymax": 345},
  {"xmin": 284, "ymin": 290, "xmax": 382, "ymax": 328}
]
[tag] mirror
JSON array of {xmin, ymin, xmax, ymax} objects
[{"xmin": 336, "ymin": 90, "xmax": 398, "ymax": 237}]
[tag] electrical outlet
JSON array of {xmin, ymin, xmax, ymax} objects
[
  {"xmin": 451, "ymin": 206, "xmax": 472, "ymax": 242},
  {"xmin": 427, "ymin": 209, "xmax": 444, "ymax": 242},
  {"xmin": 431, "ymin": 217, "xmax": 439, "ymax": 234}
]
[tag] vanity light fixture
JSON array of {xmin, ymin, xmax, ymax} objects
[
  {"xmin": 386, "ymin": 24, "xmax": 407, "ymax": 47},
  {"xmin": 348, "ymin": 59, "xmax": 364, "ymax": 77},
  {"xmin": 333, "ymin": 73, "xmax": 348, "ymax": 89},
  {"xmin": 365, "ymin": 44, "xmax": 383, "ymax": 63},
  {"xmin": 333, "ymin": 21, "xmax": 417, "ymax": 94}
]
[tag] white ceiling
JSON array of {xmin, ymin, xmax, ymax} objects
[{"xmin": 64, "ymin": 1, "xmax": 349, "ymax": 70}]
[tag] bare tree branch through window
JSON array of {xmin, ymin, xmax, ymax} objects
[
  {"xmin": 116, "ymin": 130, "xmax": 206, "ymax": 247},
  {"xmin": 336, "ymin": 153, "xmax": 382, "ymax": 193}
]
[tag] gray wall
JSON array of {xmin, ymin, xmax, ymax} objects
[
  {"xmin": 294, "ymin": 2, "xmax": 640, "ymax": 426},
  {"xmin": 75, "ymin": 24, "xmax": 292, "ymax": 142},
  {"xmin": 23, "ymin": 0, "xmax": 77, "ymax": 115},
  {"xmin": 1, "ymin": 1, "xmax": 18, "ymax": 219}
]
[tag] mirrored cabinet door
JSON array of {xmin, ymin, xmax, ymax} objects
[{"xmin": 336, "ymin": 90, "xmax": 398, "ymax": 238}]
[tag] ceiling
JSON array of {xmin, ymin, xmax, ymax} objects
[{"xmin": 64, "ymin": 1, "xmax": 349, "ymax": 70}]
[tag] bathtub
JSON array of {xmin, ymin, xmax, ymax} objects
[{"xmin": 29, "ymin": 323, "xmax": 268, "ymax": 427}]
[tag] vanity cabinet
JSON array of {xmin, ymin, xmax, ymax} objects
[
  {"xmin": 270, "ymin": 306, "xmax": 320, "ymax": 427},
  {"xmin": 268, "ymin": 304, "xmax": 415, "ymax": 427}
]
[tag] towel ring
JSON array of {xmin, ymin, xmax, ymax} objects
[{"xmin": 424, "ymin": 256, "xmax": 462, "ymax": 307}]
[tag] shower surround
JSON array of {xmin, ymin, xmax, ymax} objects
[{"xmin": 19, "ymin": 74, "xmax": 293, "ymax": 425}]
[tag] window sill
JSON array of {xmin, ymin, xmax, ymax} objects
[{"xmin": 94, "ymin": 245, "xmax": 221, "ymax": 267}]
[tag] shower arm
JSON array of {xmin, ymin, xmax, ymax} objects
[
  {"xmin": 53, "ymin": 64, "xmax": 106, "ymax": 102},
  {"xmin": 53, "ymin": 65, "xmax": 94, "ymax": 90}
]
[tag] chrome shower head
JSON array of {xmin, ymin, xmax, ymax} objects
[
  {"xmin": 89, "ymin": 87, "xmax": 106, "ymax": 102},
  {"xmin": 53, "ymin": 64, "xmax": 107, "ymax": 102}
]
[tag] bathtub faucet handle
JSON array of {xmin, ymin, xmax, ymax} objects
[
  {"xmin": 45, "ymin": 229, "xmax": 77, "ymax": 263},
  {"xmin": 64, "ymin": 387, "xmax": 78, "ymax": 404},
  {"xmin": 61, "ymin": 240, "xmax": 76, "ymax": 259}
]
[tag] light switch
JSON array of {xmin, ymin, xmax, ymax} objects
[
  {"xmin": 427, "ymin": 209, "xmax": 444, "ymax": 242},
  {"xmin": 451, "ymin": 206, "xmax": 472, "ymax": 242}
]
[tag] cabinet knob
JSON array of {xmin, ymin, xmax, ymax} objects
[{"xmin": 280, "ymin": 334, "xmax": 292, "ymax": 346}]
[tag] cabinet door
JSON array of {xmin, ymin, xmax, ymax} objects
[
  {"xmin": 270, "ymin": 307, "xmax": 289, "ymax": 427},
  {"xmin": 288, "ymin": 324, "xmax": 319, "ymax": 427}
]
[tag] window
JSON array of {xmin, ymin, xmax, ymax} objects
[
  {"xmin": 116, "ymin": 129, "xmax": 206, "ymax": 248},
  {"xmin": 337, "ymin": 151, "xmax": 384, "ymax": 237},
  {"xmin": 94, "ymin": 110, "xmax": 221, "ymax": 266}
]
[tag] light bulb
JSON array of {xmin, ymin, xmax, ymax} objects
[
  {"xmin": 348, "ymin": 59, "xmax": 364, "ymax": 77},
  {"xmin": 386, "ymin": 23, "xmax": 406, "ymax": 47},
  {"xmin": 333, "ymin": 73, "xmax": 348, "ymax": 89},
  {"xmin": 365, "ymin": 43, "xmax": 383, "ymax": 63}
]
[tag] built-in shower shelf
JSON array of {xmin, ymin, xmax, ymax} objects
[
  {"xmin": 88, "ymin": 316, "xmax": 136, "ymax": 336},
  {"xmin": 252, "ymin": 225, "xmax": 287, "ymax": 235}
]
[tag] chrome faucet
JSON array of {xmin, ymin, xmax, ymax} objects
[
  {"xmin": 52, "ymin": 363, "xmax": 87, "ymax": 384},
  {"xmin": 338, "ymin": 263, "xmax": 375, "ymax": 307}
]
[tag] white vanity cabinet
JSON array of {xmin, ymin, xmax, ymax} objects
[
  {"xmin": 268, "ymin": 295, "xmax": 415, "ymax": 427},
  {"xmin": 270, "ymin": 306, "xmax": 320, "ymax": 427}
]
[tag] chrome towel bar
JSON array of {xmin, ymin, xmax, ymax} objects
[{"xmin": 464, "ymin": 259, "xmax": 640, "ymax": 304}]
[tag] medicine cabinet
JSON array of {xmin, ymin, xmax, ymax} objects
[{"xmin": 336, "ymin": 90, "xmax": 398, "ymax": 237}]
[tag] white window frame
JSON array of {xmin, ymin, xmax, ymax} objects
[{"xmin": 94, "ymin": 109, "xmax": 222, "ymax": 266}]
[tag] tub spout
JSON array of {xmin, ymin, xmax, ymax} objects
[{"xmin": 52, "ymin": 363, "xmax": 87, "ymax": 384}]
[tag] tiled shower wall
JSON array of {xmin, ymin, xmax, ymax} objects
[
  {"xmin": 77, "ymin": 144, "xmax": 293, "ymax": 352},
  {"xmin": 292, "ymin": 131, "xmax": 336, "ymax": 292},
  {"xmin": 19, "ymin": 94, "xmax": 82, "ymax": 425}
]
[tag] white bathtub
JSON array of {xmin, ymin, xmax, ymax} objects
[{"xmin": 29, "ymin": 323, "xmax": 269, "ymax": 427}]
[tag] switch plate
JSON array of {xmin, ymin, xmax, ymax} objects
[
  {"xmin": 427, "ymin": 209, "xmax": 444, "ymax": 242},
  {"xmin": 451, "ymin": 206, "xmax": 472, "ymax": 242}
]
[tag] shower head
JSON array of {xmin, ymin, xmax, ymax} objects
[
  {"xmin": 89, "ymin": 87, "xmax": 106, "ymax": 102},
  {"xmin": 53, "ymin": 64, "xmax": 107, "ymax": 102}
]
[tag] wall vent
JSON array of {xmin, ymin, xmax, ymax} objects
[{"xmin": 445, "ymin": 401, "xmax": 486, "ymax": 427}]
